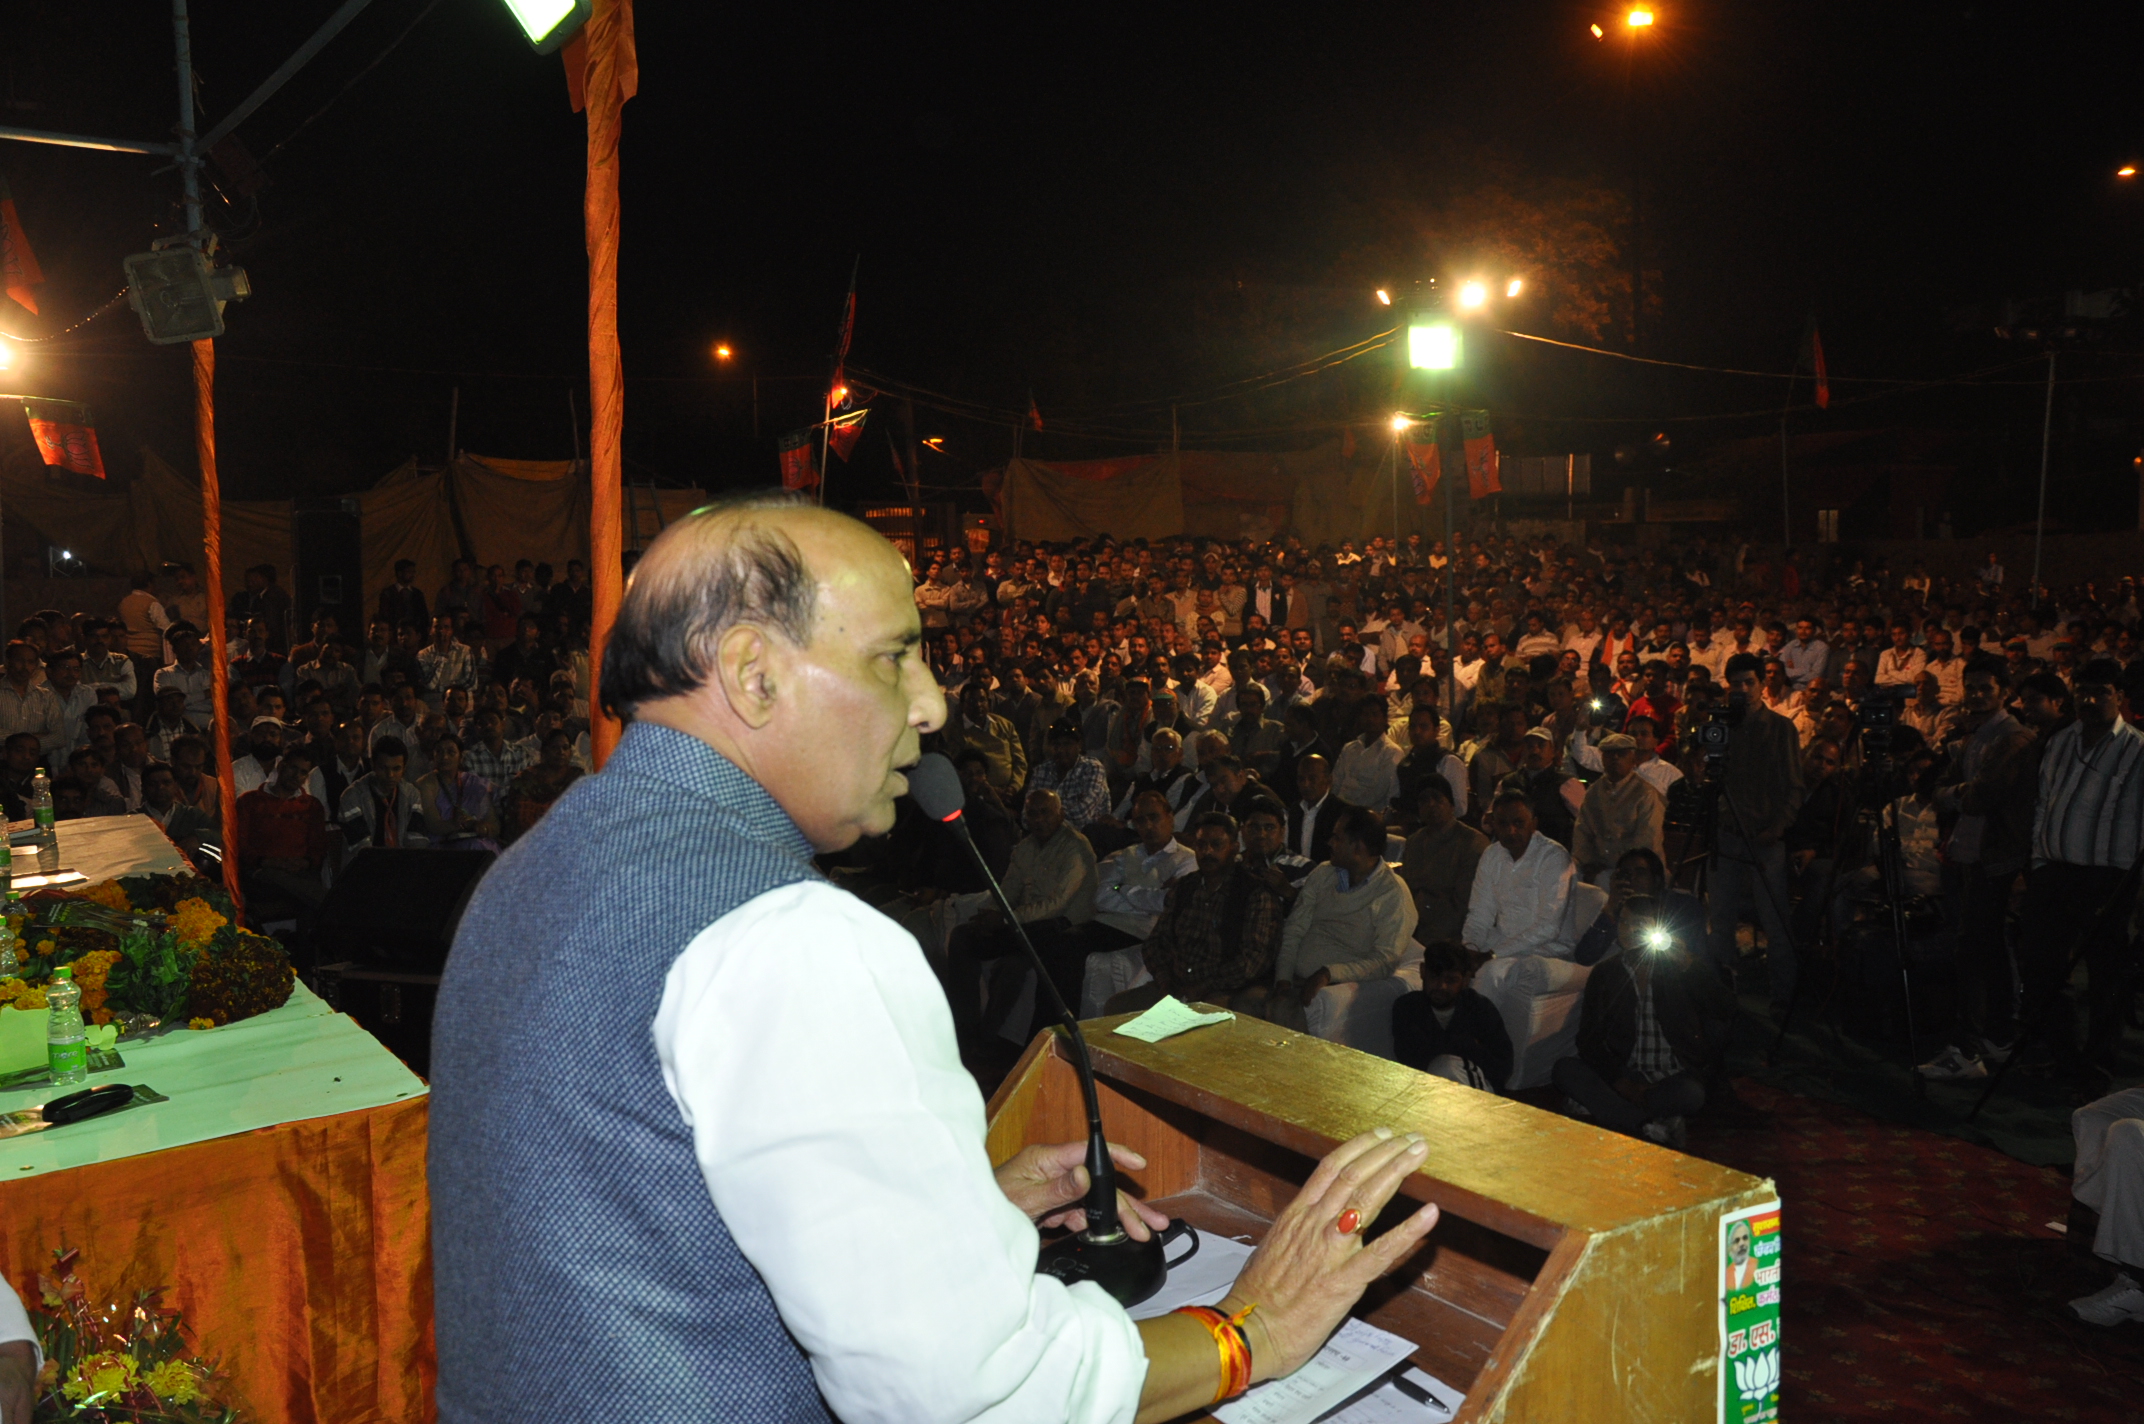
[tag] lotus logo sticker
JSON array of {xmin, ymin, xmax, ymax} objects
[
  {"xmin": 1734, "ymin": 1347, "xmax": 1781, "ymax": 1405},
  {"xmin": 1719, "ymin": 1201, "xmax": 1782, "ymax": 1423}
]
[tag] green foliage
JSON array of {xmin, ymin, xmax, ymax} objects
[{"xmin": 101, "ymin": 925, "xmax": 191, "ymax": 1024}]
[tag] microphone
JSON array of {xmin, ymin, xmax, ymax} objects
[{"xmin": 908, "ymin": 752, "xmax": 1173, "ymax": 1307}]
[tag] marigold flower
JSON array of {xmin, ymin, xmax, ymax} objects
[{"xmin": 146, "ymin": 1357, "xmax": 200, "ymax": 1403}]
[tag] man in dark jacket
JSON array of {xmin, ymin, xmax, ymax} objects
[
  {"xmin": 1392, "ymin": 940, "xmax": 1512, "ymax": 1091},
  {"xmin": 1705, "ymin": 653, "xmax": 1806, "ymax": 1016},
  {"xmin": 1554, "ymin": 894, "xmax": 1735, "ymax": 1147}
]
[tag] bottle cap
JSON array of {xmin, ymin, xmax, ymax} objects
[{"xmin": 52, "ymin": 965, "xmax": 71, "ymax": 980}]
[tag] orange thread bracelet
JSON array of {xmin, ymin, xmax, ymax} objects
[{"xmin": 1174, "ymin": 1303, "xmax": 1257, "ymax": 1402}]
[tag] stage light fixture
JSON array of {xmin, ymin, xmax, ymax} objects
[
  {"xmin": 500, "ymin": 0, "xmax": 592, "ymax": 52},
  {"xmin": 1408, "ymin": 323, "xmax": 1460, "ymax": 370},
  {"xmin": 1626, "ymin": 9, "xmax": 1654, "ymax": 26}
]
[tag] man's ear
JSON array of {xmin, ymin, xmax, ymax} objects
[{"xmin": 713, "ymin": 623, "xmax": 780, "ymax": 728}]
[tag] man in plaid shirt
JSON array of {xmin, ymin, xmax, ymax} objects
[
  {"xmin": 461, "ymin": 707, "xmax": 534, "ymax": 788},
  {"xmin": 1101, "ymin": 811, "xmax": 1284, "ymax": 1015},
  {"xmin": 1026, "ymin": 721, "xmax": 1111, "ymax": 831},
  {"xmin": 419, "ymin": 615, "xmax": 479, "ymax": 707}
]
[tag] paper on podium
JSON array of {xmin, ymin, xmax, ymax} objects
[
  {"xmin": 1113, "ymin": 995, "xmax": 1234, "ymax": 1043},
  {"xmin": 1125, "ymin": 1231, "xmax": 1256, "ymax": 1321},
  {"xmin": 1324, "ymin": 1366, "xmax": 1465, "ymax": 1422},
  {"xmin": 1215, "ymin": 1317, "xmax": 1419, "ymax": 1424}
]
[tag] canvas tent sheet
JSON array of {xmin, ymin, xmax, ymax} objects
[
  {"xmin": 995, "ymin": 444, "xmax": 1452, "ymax": 546},
  {"xmin": 3, "ymin": 452, "xmax": 704, "ymax": 606}
]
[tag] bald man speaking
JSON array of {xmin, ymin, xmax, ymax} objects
[{"xmin": 430, "ymin": 493, "xmax": 1439, "ymax": 1423}]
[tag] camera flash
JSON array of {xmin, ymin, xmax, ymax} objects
[{"xmin": 1644, "ymin": 926, "xmax": 1673, "ymax": 953}]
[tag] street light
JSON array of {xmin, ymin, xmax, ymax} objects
[
  {"xmin": 1408, "ymin": 322, "xmax": 1461, "ymax": 370},
  {"xmin": 713, "ymin": 343, "xmax": 733, "ymax": 362},
  {"xmin": 2121, "ymin": 165, "xmax": 2138, "ymax": 178},
  {"xmin": 1457, "ymin": 280, "xmax": 1488, "ymax": 309},
  {"xmin": 500, "ymin": 0, "xmax": 592, "ymax": 53},
  {"xmin": 1506, "ymin": 278, "xmax": 1524, "ymax": 297},
  {"xmin": 1626, "ymin": 8, "xmax": 1654, "ymax": 26},
  {"xmin": 1590, "ymin": 22, "xmax": 1605, "ymax": 37},
  {"xmin": 1375, "ymin": 288, "xmax": 1392, "ymax": 305}
]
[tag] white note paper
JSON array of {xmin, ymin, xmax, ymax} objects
[
  {"xmin": 1214, "ymin": 1317, "xmax": 1419, "ymax": 1424},
  {"xmin": 1125, "ymin": 1231, "xmax": 1256, "ymax": 1321},
  {"xmin": 1322, "ymin": 1367, "xmax": 1466, "ymax": 1422},
  {"xmin": 1112, "ymin": 995, "xmax": 1234, "ymax": 1043}
]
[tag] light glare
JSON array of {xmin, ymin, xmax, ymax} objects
[
  {"xmin": 500, "ymin": 0, "xmax": 581, "ymax": 44},
  {"xmin": 1390, "ymin": 415, "xmax": 1411, "ymax": 433},
  {"xmin": 1506, "ymin": 278, "xmax": 1524, "ymax": 297},
  {"xmin": 1590, "ymin": 22, "xmax": 1604, "ymax": 37},
  {"xmin": 2122, "ymin": 166, "xmax": 2139, "ymax": 178},
  {"xmin": 1626, "ymin": 8, "xmax": 1654, "ymax": 26},
  {"xmin": 1375, "ymin": 288, "xmax": 1392, "ymax": 306},
  {"xmin": 1457, "ymin": 281, "xmax": 1488, "ymax": 309},
  {"xmin": 713, "ymin": 343, "xmax": 733, "ymax": 360},
  {"xmin": 1408, "ymin": 323, "xmax": 1460, "ymax": 370}
]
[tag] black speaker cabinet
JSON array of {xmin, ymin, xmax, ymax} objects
[{"xmin": 315, "ymin": 847, "xmax": 494, "ymax": 973}]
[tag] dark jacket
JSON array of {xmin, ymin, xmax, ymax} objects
[
  {"xmin": 1268, "ymin": 737, "xmax": 1332, "ymax": 807},
  {"xmin": 1718, "ymin": 703, "xmax": 1805, "ymax": 843},
  {"xmin": 1783, "ymin": 772, "xmax": 1851, "ymax": 858},
  {"xmin": 1286, "ymin": 793, "xmax": 1357, "ymax": 864},
  {"xmin": 1502, "ymin": 766, "xmax": 1577, "ymax": 850},
  {"xmin": 1391, "ymin": 988, "xmax": 1513, "ymax": 1090},
  {"xmin": 1572, "ymin": 950, "xmax": 1735, "ymax": 1082}
]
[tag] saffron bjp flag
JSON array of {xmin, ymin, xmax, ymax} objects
[
  {"xmin": 1803, "ymin": 321, "xmax": 1829, "ymax": 410},
  {"xmin": 0, "ymin": 176, "xmax": 43, "ymax": 315},
  {"xmin": 23, "ymin": 398, "xmax": 105, "ymax": 479},
  {"xmin": 1462, "ymin": 410, "xmax": 1499, "ymax": 499},
  {"xmin": 1405, "ymin": 415, "xmax": 1442, "ymax": 505},
  {"xmin": 777, "ymin": 427, "xmax": 817, "ymax": 490},
  {"xmin": 827, "ymin": 408, "xmax": 868, "ymax": 461}
]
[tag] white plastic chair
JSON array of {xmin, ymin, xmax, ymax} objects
[
  {"xmin": 1471, "ymin": 880, "xmax": 1607, "ymax": 1089},
  {"xmin": 1304, "ymin": 939, "xmax": 1424, "ymax": 1059}
]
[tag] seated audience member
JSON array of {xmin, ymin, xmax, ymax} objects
[
  {"xmin": 145, "ymin": 686, "xmax": 204, "ymax": 764},
  {"xmin": 461, "ymin": 706, "xmax": 535, "ymax": 790},
  {"xmin": 49, "ymin": 776, "xmax": 88, "ymax": 821},
  {"xmin": 942, "ymin": 680, "xmax": 1027, "ymax": 793},
  {"xmin": 1286, "ymin": 752, "xmax": 1355, "ymax": 863},
  {"xmin": 1237, "ymin": 794, "xmax": 1314, "ymax": 909},
  {"xmin": 237, "ymin": 743, "xmax": 330, "ymax": 911},
  {"xmin": 1400, "ymin": 776, "xmax": 1489, "ymax": 946},
  {"xmin": 1391, "ymin": 940, "xmax": 1514, "ymax": 1091},
  {"xmin": 1265, "ymin": 703, "xmax": 1330, "ymax": 806},
  {"xmin": 46, "ymin": 650, "xmax": 94, "ymax": 753},
  {"xmin": 1026, "ymin": 720, "xmax": 1112, "ymax": 834},
  {"xmin": 415, "ymin": 732, "xmax": 501, "ymax": 852},
  {"xmin": 2071, "ymin": 1087, "xmax": 2144, "ymax": 1325},
  {"xmin": 1501, "ymin": 726, "xmax": 1582, "ymax": 850},
  {"xmin": 1108, "ymin": 727, "xmax": 1197, "ymax": 822},
  {"xmin": 1626, "ymin": 715, "xmax": 1683, "ymax": 798},
  {"xmin": 1243, "ymin": 806, "xmax": 1418, "ymax": 1030},
  {"xmin": 1331, "ymin": 695, "xmax": 1404, "ymax": 817},
  {"xmin": 338, "ymin": 736, "xmax": 424, "ymax": 852},
  {"xmin": 1099, "ymin": 811, "xmax": 1286, "ymax": 1016},
  {"xmin": 1574, "ymin": 848, "xmax": 1708, "ymax": 968},
  {"xmin": 1569, "ymin": 733, "xmax": 1665, "ymax": 884},
  {"xmin": 140, "ymin": 760, "xmax": 217, "ymax": 866},
  {"xmin": 63, "ymin": 747, "xmax": 126, "ymax": 817},
  {"xmin": 231, "ymin": 716, "xmax": 288, "ymax": 796},
  {"xmin": 109, "ymin": 721, "xmax": 150, "ymax": 811},
  {"xmin": 1463, "ymin": 790, "xmax": 1577, "ymax": 961},
  {"xmin": 1392, "ymin": 703, "xmax": 1467, "ymax": 830},
  {"xmin": 1225, "ymin": 682, "xmax": 1288, "ymax": 779},
  {"xmin": 0, "ymin": 734, "xmax": 33, "ymax": 820},
  {"xmin": 1171, "ymin": 752, "xmax": 1255, "ymax": 834},
  {"xmin": 504, "ymin": 729, "xmax": 585, "ymax": 842},
  {"xmin": 167, "ymin": 735, "xmax": 223, "ymax": 835},
  {"xmin": 1049, "ymin": 791, "xmax": 1195, "ymax": 1017},
  {"xmin": 937, "ymin": 788, "xmax": 1097, "ymax": 1056},
  {"xmin": 1552, "ymin": 893, "xmax": 1733, "ymax": 1147}
]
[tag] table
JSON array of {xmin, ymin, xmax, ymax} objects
[{"xmin": 0, "ymin": 815, "xmax": 436, "ymax": 1423}]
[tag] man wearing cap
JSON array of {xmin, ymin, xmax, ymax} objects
[
  {"xmin": 153, "ymin": 622, "xmax": 215, "ymax": 722},
  {"xmin": 232, "ymin": 716, "xmax": 291, "ymax": 796},
  {"xmin": 1501, "ymin": 726, "xmax": 1583, "ymax": 851},
  {"xmin": 1570, "ymin": 734, "xmax": 1666, "ymax": 884}
]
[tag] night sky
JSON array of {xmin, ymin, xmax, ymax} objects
[{"xmin": 2, "ymin": 1, "xmax": 2141, "ymax": 530}]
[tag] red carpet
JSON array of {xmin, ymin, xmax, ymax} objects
[{"xmin": 1689, "ymin": 1081, "xmax": 2144, "ymax": 1422}]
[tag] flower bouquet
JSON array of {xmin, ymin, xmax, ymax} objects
[{"xmin": 25, "ymin": 1249, "xmax": 241, "ymax": 1422}]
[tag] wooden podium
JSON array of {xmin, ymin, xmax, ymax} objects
[{"xmin": 986, "ymin": 1011, "xmax": 1777, "ymax": 1423}]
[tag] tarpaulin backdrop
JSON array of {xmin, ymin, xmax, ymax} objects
[
  {"xmin": 989, "ymin": 442, "xmax": 1457, "ymax": 548},
  {"xmin": 1, "ymin": 452, "xmax": 704, "ymax": 607}
]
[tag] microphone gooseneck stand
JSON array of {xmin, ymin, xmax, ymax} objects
[{"xmin": 907, "ymin": 753, "xmax": 1175, "ymax": 1307}]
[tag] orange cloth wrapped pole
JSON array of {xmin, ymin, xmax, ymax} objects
[
  {"xmin": 191, "ymin": 338, "xmax": 244, "ymax": 916},
  {"xmin": 576, "ymin": 0, "xmax": 635, "ymax": 769}
]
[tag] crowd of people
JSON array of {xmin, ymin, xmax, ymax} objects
[
  {"xmin": 851, "ymin": 529, "xmax": 2144, "ymax": 1261},
  {"xmin": 0, "ymin": 555, "xmax": 600, "ymax": 941}
]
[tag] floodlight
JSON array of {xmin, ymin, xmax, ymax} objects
[
  {"xmin": 123, "ymin": 247, "xmax": 251, "ymax": 345},
  {"xmin": 1590, "ymin": 22, "xmax": 1605, "ymax": 37},
  {"xmin": 1390, "ymin": 415, "xmax": 1411, "ymax": 433},
  {"xmin": 1626, "ymin": 9, "xmax": 1654, "ymax": 26},
  {"xmin": 500, "ymin": 0, "xmax": 592, "ymax": 54},
  {"xmin": 1408, "ymin": 323, "xmax": 1460, "ymax": 370},
  {"xmin": 1457, "ymin": 281, "xmax": 1488, "ymax": 309}
]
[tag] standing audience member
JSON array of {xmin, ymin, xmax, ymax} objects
[{"xmin": 1705, "ymin": 653, "xmax": 1805, "ymax": 1016}]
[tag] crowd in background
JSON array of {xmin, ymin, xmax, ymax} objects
[
  {"xmin": 0, "ymin": 554, "xmax": 600, "ymax": 941},
  {"xmin": 844, "ymin": 527, "xmax": 2144, "ymax": 1156}
]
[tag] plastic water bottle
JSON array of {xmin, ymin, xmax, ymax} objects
[
  {"xmin": 29, "ymin": 768, "xmax": 56, "ymax": 874},
  {"xmin": 46, "ymin": 965, "xmax": 85, "ymax": 1086}
]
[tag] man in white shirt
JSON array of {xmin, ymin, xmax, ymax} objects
[
  {"xmin": 154, "ymin": 623, "xmax": 216, "ymax": 722},
  {"xmin": 1874, "ymin": 623, "xmax": 1926, "ymax": 689},
  {"xmin": 1059, "ymin": 790, "xmax": 1199, "ymax": 1016},
  {"xmin": 1462, "ymin": 790, "xmax": 1577, "ymax": 960},
  {"xmin": 1331, "ymin": 695, "xmax": 1405, "ymax": 817},
  {"xmin": 45, "ymin": 650, "xmax": 97, "ymax": 752},
  {"xmin": 232, "ymin": 716, "xmax": 289, "ymax": 796},
  {"xmin": 80, "ymin": 619, "xmax": 138, "ymax": 705},
  {"xmin": 1245, "ymin": 804, "xmax": 1418, "ymax": 1030},
  {"xmin": 0, "ymin": 640, "xmax": 64, "ymax": 756},
  {"xmin": 429, "ymin": 497, "xmax": 1441, "ymax": 1421}
]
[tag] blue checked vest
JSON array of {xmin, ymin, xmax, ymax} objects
[{"xmin": 430, "ymin": 722, "xmax": 833, "ymax": 1422}]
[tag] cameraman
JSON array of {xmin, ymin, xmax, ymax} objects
[
  {"xmin": 1553, "ymin": 893, "xmax": 1734, "ymax": 1148},
  {"xmin": 1703, "ymin": 653, "xmax": 1807, "ymax": 1017}
]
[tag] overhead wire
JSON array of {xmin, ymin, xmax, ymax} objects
[{"xmin": 254, "ymin": 0, "xmax": 450, "ymax": 170}]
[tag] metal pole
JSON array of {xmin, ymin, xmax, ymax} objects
[
  {"xmin": 1390, "ymin": 429, "xmax": 1401, "ymax": 545},
  {"xmin": 2032, "ymin": 350, "xmax": 2055, "ymax": 605},
  {"xmin": 173, "ymin": 0, "xmax": 203, "ymax": 241},
  {"xmin": 1443, "ymin": 412, "xmax": 1458, "ymax": 720},
  {"xmin": 446, "ymin": 386, "xmax": 460, "ymax": 465},
  {"xmin": 1566, "ymin": 453, "xmax": 1573, "ymax": 523}
]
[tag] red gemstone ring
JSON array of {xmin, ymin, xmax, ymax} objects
[{"xmin": 1334, "ymin": 1208, "xmax": 1362, "ymax": 1236}]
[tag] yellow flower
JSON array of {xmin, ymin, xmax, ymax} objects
[
  {"xmin": 69, "ymin": 1350, "xmax": 137, "ymax": 1402},
  {"xmin": 33, "ymin": 940, "xmax": 53, "ymax": 957},
  {"xmin": 189, "ymin": 1017, "xmax": 215, "ymax": 1031},
  {"xmin": 82, "ymin": 881, "xmax": 132, "ymax": 912},
  {"xmin": 15, "ymin": 989, "xmax": 46, "ymax": 1011},
  {"xmin": 146, "ymin": 1357, "xmax": 200, "ymax": 1403},
  {"xmin": 171, "ymin": 898, "xmax": 228, "ymax": 949}
]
